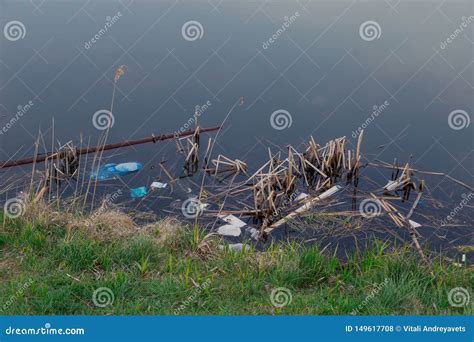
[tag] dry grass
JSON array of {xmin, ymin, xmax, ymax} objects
[
  {"xmin": 67, "ymin": 209, "xmax": 139, "ymax": 241},
  {"xmin": 20, "ymin": 194, "xmax": 72, "ymax": 227},
  {"xmin": 141, "ymin": 217, "xmax": 182, "ymax": 244}
]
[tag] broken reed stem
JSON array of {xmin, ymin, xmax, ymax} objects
[
  {"xmin": 368, "ymin": 162, "xmax": 473, "ymax": 192},
  {"xmin": 375, "ymin": 194, "xmax": 432, "ymax": 272}
]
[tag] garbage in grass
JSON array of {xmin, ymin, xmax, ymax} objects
[
  {"xmin": 43, "ymin": 123, "xmax": 467, "ymax": 268},
  {"xmin": 91, "ymin": 162, "xmax": 143, "ymax": 180},
  {"xmin": 219, "ymin": 243, "xmax": 250, "ymax": 253},
  {"xmin": 245, "ymin": 227, "xmax": 259, "ymax": 240},
  {"xmin": 217, "ymin": 225, "xmax": 242, "ymax": 237},
  {"xmin": 130, "ymin": 186, "xmax": 148, "ymax": 198},
  {"xmin": 150, "ymin": 181, "xmax": 168, "ymax": 189}
]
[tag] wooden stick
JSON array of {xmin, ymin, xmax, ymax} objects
[
  {"xmin": 264, "ymin": 185, "xmax": 343, "ymax": 235},
  {"xmin": 0, "ymin": 126, "xmax": 221, "ymax": 169}
]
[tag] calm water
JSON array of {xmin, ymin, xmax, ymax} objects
[{"xmin": 0, "ymin": 1, "xmax": 472, "ymax": 239}]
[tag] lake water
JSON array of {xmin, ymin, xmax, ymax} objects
[{"xmin": 0, "ymin": 1, "xmax": 472, "ymax": 252}]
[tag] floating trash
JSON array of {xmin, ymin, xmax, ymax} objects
[
  {"xmin": 294, "ymin": 192, "xmax": 309, "ymax": 201},
  {"xmin": 150, "ymin": 181, "xmax": 168, "ymax": 189},
  {"xmin": 130, "ymin": 186, "xmax": 147, "ymax": 198},
  {"xmin": 218, "ymin": 214, "xmax": 246, "ymax": 228},
  {"xmin": 114, "ymin": 162, "xmax": 142, "ymax": 174},
  {"xmin": 217, "ymin": 225, "xmax": 241, "ymax": 237},
  {"xmin": 216, "ymin": 214, "xmax": 246, "ymax": 237},
  {"xmin": 219, "ymin": 243, "xmax": 250, "ymax": 253},
  {"xmin": 408, "ymin": 219, "xmax": 421, "ymax": 228},
  {"xmin": 91, "ymin": 162, "xmax": 143, "ymax": 181},
  {"xmin": 245, "ymin": 227, "xmax": 259, "ymax": 240}
]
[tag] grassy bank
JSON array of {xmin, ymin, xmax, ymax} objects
[{"xmin": 0, "ymin": 208, "xmax": 472, "ymax": 315}]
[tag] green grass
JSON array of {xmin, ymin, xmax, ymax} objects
[{"xmin": 0, "ymin": 213, "xmax": 472, "ymax": 315}]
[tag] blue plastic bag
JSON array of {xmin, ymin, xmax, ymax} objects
[
  {"xmin": 91, "ymin": 162, "xmax": 143, "ymax": 181},
  {"xmin": 130, "ymin": 186, "xmax": 148, "ymax": 198}
]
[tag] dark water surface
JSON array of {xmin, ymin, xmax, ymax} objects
[{"xmin": 0, "ymin": 1, "xmax": 472, "ymax": 250}]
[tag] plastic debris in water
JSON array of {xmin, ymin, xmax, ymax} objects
[
  {"xmin": 90, "ymin": 162, "xmax": 143, "ymax": 181},
  {"xmin": 294, "ymin": 192, "xmax": 309, "ymax": 201},
  {"xmin": 217, "ymin": 225, "xmax": 241, "ymax": 237},
  {"xmin": 114, "ymin": 162, "xmax": 141, "ymax": 174},
  {"xmin": 130, "ymin": 186, "xmax": 148, "ymax": 198},
  {"xmin": 245, "ymin": 227, "xmax": 259, "ymax": 240},
  {"xmin": 150, "ymin": 181, "xmax": 167, "ymax": 189},
  {"xmin": 408, "ymin": 219, "xmax": 421, "ymax": 228},
  {"xmin": 216, "ymin": 214, "xmax": 246, "ymax": 237}
]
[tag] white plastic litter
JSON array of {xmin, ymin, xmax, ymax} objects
[
  {"xmin": 228, "ymin": 243, "xmax": 249, "ymax": 252},
  {"xmin": 217, "ymin": 225, "xmax": 242, "ymax": 237},
  {"xmin": 150, "ymin": 181, "xmax": 167, "ymax": 189},
  {"xmin": 216, "ymin": 215, "xmax": 246, "ymax": 237},
  {"xmin": 294, "ymin": 192, "xmax": 309, "ymax": 201},
  {"xmin": 384, "ymin": 180, "xmax": 399, "ymax": 191},
  {"xmin": 218, "ymin": 214, "xmax": 246, "ymax": 228},
  {"xmin": 218, "ymin": 243, "xmax": 250, "ymax": 253},
  {"xmin": 246, "ymin": 227, "xmax": 259, "ymax": 240}
]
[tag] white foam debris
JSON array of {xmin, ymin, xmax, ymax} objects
[
  {"xmin": 218, "ymin": 243, "xmax": 250, "ymax": 252},
  {"xmin": 150, "ymin": 181, "xmax": 167, "ymax": 189},
  {"xmin": 408, "ymin": 219, "xmax": 421, "ymax": 228},
  {"xmin": 218, "ymin": 214, "xmax": 246, "ymax": 228},
  {"xmin": 216, "ymin": 214, "xmax": 245, "ymax": 236},
  {"xmin": 229, "ymin": 243, "xmax": 250, "ymax": 252},
  {"xmin": 217, "ymin": 225, "xmax": 241, "ymax": 237},
  {"xmin": 246, "ymin": 227, "xmax": 260, "ymax": 240}
]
